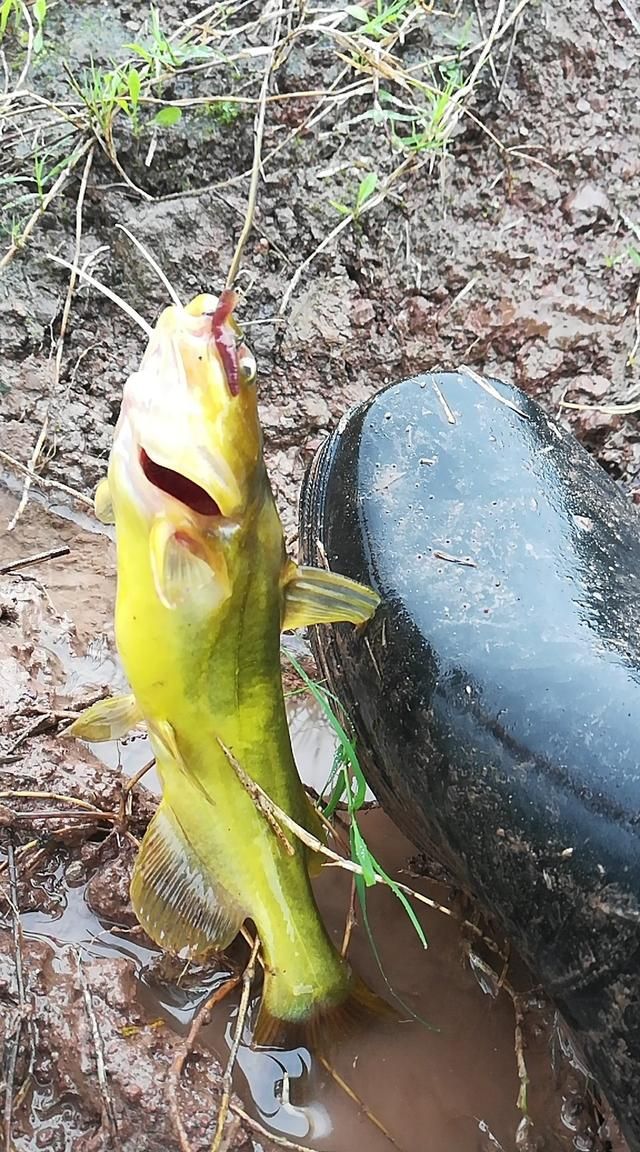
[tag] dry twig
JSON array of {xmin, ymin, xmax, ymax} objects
[
  {"xmin": 45, "ymin": 253, "xmax": 153, "ymax": 337},
  {"xmin": 8, "ymin": 146, "xmax": 95, "ymax": 532},
  {"xmin": 616, "ymin": 0, "xmax": 640, "ymax": 35},
  {"xmin": 76, "ymin": 951, "xmax": 120, "ymax": 1145},
  {"xmin": 0, "ymin": 449, "xmax": 94, "ymax": 510},
  {"xmin": 320, "ymin": 1056, "xmax": 401, "ymax": 1149},
  {"xmin": 464, "ymin": 946, "xmax": 529, "ymax": 1114},
  {"xmin": 0, "ymin": 546, "xmax": 70, "ymax": 575},
  {"xmin": 168, "ymin": 976, "xmax": 241, "ymax": 1152},
  {"xmin": 225, "ymin": 0, "xmax": 284, "ymax": 288},
  {"xmin": 217, "ymin": 737, "xmax": 485, "ymax": 930},
  {"xmin": 0, "ymin": 789, "xmax": 112, "ymax": 815},
  {"xmin": 341, "ymin": 874, "xmax": 358, "ymax": 957},
  {"xmin": 2, "ymin": 843, "xmax": 32, "ymax": 1152},
  {"xmin": 227, "ymin": 1104, "xmax": 320, "ymax": 1152},
  {"xmin": 217, "ymin": 740, "xmax": 295, "ymax": 857},
  {"xmin": 210, "ymin": 936, "xmax": 261, "ymax": 1152}
]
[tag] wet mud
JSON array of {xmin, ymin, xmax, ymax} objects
[
  {"xmin": 1, "ymin": 0, "xmax": 639, "ymax": 1147},
  {"xmin": 1, "ymin": 0, "xmax": 639, "ymax": 542},
  {"xmin": 0, "ymin": 491, "xmax": 631, "ymax": 1151}
]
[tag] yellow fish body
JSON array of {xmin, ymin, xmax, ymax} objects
[{"xmin": 70, "ymin": 291, "xmax": 383, "ymax": 1042}]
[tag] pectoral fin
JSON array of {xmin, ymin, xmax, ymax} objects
[
  {"xmin": 94, "ymin": 477, "xmax": 115, "ymax": 525},
  {"xmin": 149, "ymin": 519, "xmax": 230, "ymax": 612},
  {"xmin": 282, "ymin": 564, "xmax": 380, "ymax": 631},
  {"xmin": 130, "ymin": 801, "xmax": 244, "ymax": 957},
  {"xmin": 64, "ymin": 694, "xmax": 142, "ymax": 742}
]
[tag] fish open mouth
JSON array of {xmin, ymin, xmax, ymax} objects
[{"xmin": 140, "ymin": 449, "xmax": 221, "ymax": 517}]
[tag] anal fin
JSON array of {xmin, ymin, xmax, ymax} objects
[
  {"xmin": 130, "ymin": 801, "xmax": 244, "ymax": 958},
  {"xmin": 282, "ymin": 564, "xmax": 380, "ymax": 631}
]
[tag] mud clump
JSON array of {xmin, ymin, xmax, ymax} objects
[
  {"xmin": 0, "ymin": 932, "xmax": 254, "ymax": 1152},
  {"xmin": 0, "ymin": 571, "xmax": 274, "ymax": 1151}
]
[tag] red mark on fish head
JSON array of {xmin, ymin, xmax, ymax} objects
[{"xmin": 210, "ymin": 289, "xmax": 240, "ymax": 396}]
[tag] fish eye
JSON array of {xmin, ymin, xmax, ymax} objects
[{"xmin": 239, "ymin": 348, "xmax": 256, "ymax": 385}]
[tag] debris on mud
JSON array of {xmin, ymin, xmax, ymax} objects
[
  {"xmin": 0, "ymin": 565, "xmax": 279, "ymax": 1151},
  {"xmin": 0, "ymin": 931, "xmax": 257, "ymax": 1152},
  {"xmin": 0, "ymin": 499, "xmax": 631, "ymax": 1151},
  {"xmin": 0, "ymin": 0, "xmax": 638, "ymax": 544}
]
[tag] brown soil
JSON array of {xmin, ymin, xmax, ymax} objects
[
  {"xmin": 0, "ymin": 0, "xmax": 639, "ymax": 1149},
  {"xmin": 1, "ymin": 0, "xmax": 639, "ymax": 542}
]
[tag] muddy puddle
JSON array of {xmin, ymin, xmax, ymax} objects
[{"xmin": 0, "ymin": 489, "xmax": 629, "ymax": 1152}]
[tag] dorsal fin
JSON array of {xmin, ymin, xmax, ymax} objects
[{"xmin": 130, "ymin": 801, "xmax": 245, "ymax": 957}]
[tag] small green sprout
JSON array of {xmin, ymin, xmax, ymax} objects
[
  {"xmin": 331, "ymin": 170, "xmax": 379, "ymax": 220},
  {"xmin": 0, "ymin": 0, "xmax": 47, "ymax": 50},
  {"xmin": 0, "ymin": 0, "xmax": 20, "ymax": 41},
  {"xmin": 605, "ymin": 245, "xmax": 640, "ymax": 269},
  {"xmin": 33, "ymin": 0, "xmax": 46, "ymax": 52},
  {"xmin": 153, "ymin": 104, "xmax": 182, "ymax": 127},
  {"xmin": 126, "ymin": 5, "xmax": 215, "ymax": 71},
  {"xmin": 347, "ymin": 0, "xmax": 413, "ymax": 40},
  {"xmin": 208, "ymin": 100, "xmax": 240, "ymax": 126}
]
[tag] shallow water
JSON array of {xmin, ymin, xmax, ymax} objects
[
  {"xmin": 20, "ymin": 703, "xmax": 606, "ymax": 1152},
  {"xmin": 1, "ymin": 488, "xmax": 625, "ymax": 1152}
]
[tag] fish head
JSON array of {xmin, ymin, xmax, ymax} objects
[
  {"xmin": 111, "ymin": 289, "xmax": 263, "ymax": 526},
  {"xmin": 109, "ymin": 289, "xmax": 268, "ymax": 612}
]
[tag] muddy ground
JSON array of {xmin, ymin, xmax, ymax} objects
[
  {"xmin": 0, "ymin": 494, "xmax": 629, "ymax": 1152},
  {"xmin": 0, "ymin": 0, "xmax": 639, "ymax": 1149}
]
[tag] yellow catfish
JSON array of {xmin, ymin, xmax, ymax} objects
[{"xmin": 68, "ymin": 290, "xmax": 384, "ymax": 1043}]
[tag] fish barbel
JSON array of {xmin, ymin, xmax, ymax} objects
[{"xmin": 68, "ymin": 289, "xmax": 385, "ymax": 1042}]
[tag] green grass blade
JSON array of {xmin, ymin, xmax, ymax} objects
[
  {"xmin": 355, "ymin": 874, "xmax": 438, "ymax": 1032},
  {"xmin": 375, "ymin": 858, "xmax": 428, "ymax": 949}
]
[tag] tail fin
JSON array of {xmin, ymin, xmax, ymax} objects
[{"xmin": 253, "ymin": 968, "xmax": 396, "ymax": 1052}]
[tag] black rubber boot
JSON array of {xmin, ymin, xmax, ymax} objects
[{"xmin": 299, "ymin": 371, "xmax": 640, "ymax": 1150}]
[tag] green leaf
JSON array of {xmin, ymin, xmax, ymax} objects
[
  {"xmin": 153, "ymin": 105, "xmax": 182, "ymax": 127},
  {"xmin": 127, "ymin": 67, "xmax": 141, "ymax": 108},
  {"xmin": 281, "ymin": 651, "xmax": 361, "ymax": 776},
  {"xmin": 346, "ymin": 4, "xmax": 369, "ymax": 20},
  {"xmin": 321, "ymin": 747, "xmax": 347, "ymax": 817},
  {"xmin": 350, "ymin": 819, "xmax": 377, "ymax": 886},
  {"xmin": 0, "ymin": 0, "xmax": 16, "ymax": 37},
  {"xmin": 375, "ymin": 858, "xmax": 429, "ymax": 949},
  {"xmin": 330, "ymin": 199, "xmax": 352, "ymax": 217},
  {"xmin": 280, "ymin": 645, "xmax": 430, "ymax": 959},
  {"xmin": 355, "ymin": 874, "xmax": 438, "ymax": 1031},
  {"xmin": 356, "ymin": 171, "xmax": 378, "ymax": 210},
  {"xmin": 34, "ymin": 0, "xmax": 46, "ymax": 22},
  {"xmin": 125, "ymin": 41, "xmax": 153, "ymax": 64},
  {"xmin": 323, "ymin": 774, "xmax": 347, "ymax": 819}
]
